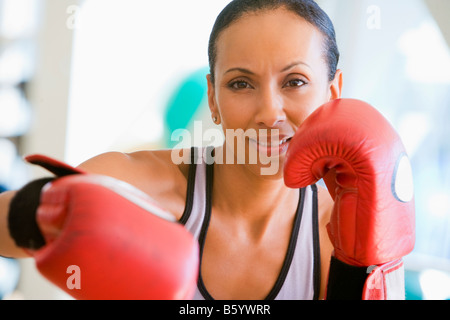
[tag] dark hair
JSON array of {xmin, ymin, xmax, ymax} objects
[{"xmin": 208, "ymin": 0, "xmax": 339, "ymax": 84}]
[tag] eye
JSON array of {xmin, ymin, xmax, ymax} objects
[
  {"xmin": 283, "ymin": 78, "xmax": 307, "ymax": 88},
  {"xmin": 228, "ymin": 80, "xmax": 253, "ymax": 90}
]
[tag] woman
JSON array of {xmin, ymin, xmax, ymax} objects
[{"xmin": 0, "ymin": 0, "xmax": 342, "ymax": 300}]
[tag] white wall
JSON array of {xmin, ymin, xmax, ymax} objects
[{"xmin": 14, "ymin": 0, "xmax": 78, "ymax": 300}]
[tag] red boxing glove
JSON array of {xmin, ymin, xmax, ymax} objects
[
  {"xmin": 24, "ymin": 155, "xmax": 199, "ymax": 300},
  {"xmin": 284, "ymin": 99, "xmax": 415, "ymax": 269}
]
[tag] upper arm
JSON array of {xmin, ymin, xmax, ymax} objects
[
  {"xmin": 77, "ymin": 151, "xmax": 134, "ymax": 178},
  {"xmin": 77, "ymin": 149, "xmax": 191, "ymax": 220},
  {"xmin": 78, "ymin": 150, "xmax": 189, "ymax": 180}
]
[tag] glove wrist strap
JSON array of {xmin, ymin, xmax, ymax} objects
[
  {"xmin": 326, "ymin": 256, "xmax": 368, "ymax": 300},
  {"xmin": 8, "ymin": 178, "xmax": 54, "ymax": 250},
  {"xmin": 326, "ymin": 256, "xmax": 405, "ymax": 300}
]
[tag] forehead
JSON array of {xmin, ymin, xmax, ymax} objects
[{"xmin": 215, "ymin": 8, "xmax": 326, "ymax": 75}]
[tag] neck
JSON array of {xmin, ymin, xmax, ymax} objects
[{"xmin": 211, "ymin": 146, "xmax": 299, "ymax": 234}]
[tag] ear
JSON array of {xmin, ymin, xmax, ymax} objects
[
  {"xmin": 328, "ymin": 69, "xmax": 343, "ymax": 101},
  {"xmin": 207, "ymin": 74, "xmax": 219, "ymax": 118}
]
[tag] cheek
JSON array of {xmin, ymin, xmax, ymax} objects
[
  {"xmin": 285, "ymin": 88, "xmax": 330, "ymax": 129},
  {"xmin": 216, "ymin": 92, "xmax": 255, "ymax": 128}
]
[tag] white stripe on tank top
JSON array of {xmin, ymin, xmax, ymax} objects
[{"xmin": 179, "ymin": 147, "xmax": 321, "ymax": 300}]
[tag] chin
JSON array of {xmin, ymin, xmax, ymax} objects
[{"xmin": 251, "ymin": 153, "xmax": 287, "ymax": 180}]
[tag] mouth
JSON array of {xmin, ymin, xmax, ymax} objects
[{"xmin": 248, "ymin": 136, "xmax": 292, "ymax": 156}]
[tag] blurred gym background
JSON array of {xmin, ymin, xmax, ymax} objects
[{"xmin": 0, "ymin": 0, "xmax": 449, "ymax": 300}]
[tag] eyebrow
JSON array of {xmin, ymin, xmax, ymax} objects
[
  {"xmin": 281, "ymin": 61, "xmax": 311, "ymax": 72},
  {"xmin": 224, "ymin": 67, "xmax": 255, "ymax": 75},
  {"xmin": 224, "ymin": 61, "xmax": 311, "ymax": 76}
]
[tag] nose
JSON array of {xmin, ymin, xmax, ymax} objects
[{"xmin": 254, "ymin": 86, "xmax": 286, "ymax": 128}]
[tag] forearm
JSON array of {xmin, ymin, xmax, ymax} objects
[{"xmin": 0, "ymin": 191, "xmax": 30, "ymax": 258}]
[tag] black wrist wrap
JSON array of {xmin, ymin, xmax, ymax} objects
[
  {"xmin": 8, "ymin": 178, "xmax": 55, "ymax": 250},
  {"xmin": 326, "ymin": 256, "xmax": 370, "ymax": 300}
]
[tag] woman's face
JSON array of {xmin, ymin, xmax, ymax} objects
[{"xmin": 208, "ymin": 8, "xmax": 342, "ymax": 177}]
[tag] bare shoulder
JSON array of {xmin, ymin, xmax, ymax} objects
[
  {"xmin": 78, "ymin": 149, "xmax": 189, "ymax": 179},
  {"xmin": 77, "ymin": 148, "xmax": 192, "ymax": 219}
]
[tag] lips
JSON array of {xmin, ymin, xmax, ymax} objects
[
  {"xmin": 248, "ymin": 135, "xmax": 292, "ymax": 156},
  {"xmin": 256, "ymin": 136, "xmax": 291, "ymax": 146}
]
